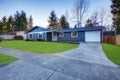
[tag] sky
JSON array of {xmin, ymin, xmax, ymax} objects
[{"xmin": 0, "ymin": 0, "xmax": 112, "ymax": 28}]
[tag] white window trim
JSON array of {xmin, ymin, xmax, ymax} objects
[
  {"xmin": 59, "ymin": 32, "xmax": 64, "ymax": 37},
  {"xmin": 71, "ymin": 31, "xmax": 78, "ymax": 38},
  {"xmin": 38, "ymin": 33, "xmax": 43, "ymax": 39}
]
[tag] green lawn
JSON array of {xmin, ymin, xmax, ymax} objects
[
  {"xmin": 102, "ymin": 43, "xmax": 120, "ymax": 66},
  {"xmin": 0, "ymin": 53, "xmax": 18, "ymax": 64},
  {"xmin": 0, "ymin": 40, "xmax": 78, "ymax": 53}
]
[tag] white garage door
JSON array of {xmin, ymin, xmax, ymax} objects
[{"xmin": 85, "ymin": 31, "xmax": 101, "ymax": 42}]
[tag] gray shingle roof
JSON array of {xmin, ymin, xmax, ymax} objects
[{"xmin": 55, "ymin": 26, "xmax": 105, "ymax": 32}]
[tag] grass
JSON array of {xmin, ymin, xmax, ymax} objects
[
  {"xmin": 0, "ymin": 53, "xmax": 18, "ymax": 65},
  {"xmin": 0, "ymin": 40, "xmax": 78, "ymax": 53},
  {"xmin": 102, "ymin": 43, "xmax": 120, "ymax": 66}
]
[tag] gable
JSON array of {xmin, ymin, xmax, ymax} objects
[
  {"xmin": 27, "ymin": 26, "xmax": 50, "ymax": 33},
  {"xmin": 32, "ymin": 27, "xmax": 49, "ymax": 32}
]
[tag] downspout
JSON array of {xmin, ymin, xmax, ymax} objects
[{"xmin": 101, "ymin": 30, "xmax": 103, "ymax": 43}]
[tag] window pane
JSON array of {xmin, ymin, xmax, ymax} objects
[
  {"xmin": 59, "ymin": 32, "xmax": 64, "ymax": 37},
  {"xmin": 39, "ymin": 34, "xmax": 42, "ymax": 39},
  {"xmin": 30, "ymin": 34, "xmax": 32, "ymax": 38},
  {"xmin": 72, "ymin": 32, "xmax": 78, "ymax": 37}
]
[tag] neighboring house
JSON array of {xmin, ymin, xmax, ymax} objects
[
  {"xmin": 0, "ymin": 32, "xmax": 15, "ymax": 40},
  {"xmin": 15, "ymin": 31, "xmax": 26, "ymax": 39},
  {"xmin": 26, "ymin": 26, "xmax": 105, "ymax": 43},
  {"xmin": 0, "ymin": 31, "xmax": 26, "ymax": 40}
]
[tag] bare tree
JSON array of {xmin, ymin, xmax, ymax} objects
[
  {"xmin": 89, "ymin": 7, "xmax": 112, "ymax": 27},
  {"xmin": 98, "ymin": 7, "xmax": 112, "ymax": 26},
  {"xmin": 72, "ymin": 0, "xmax": 89, "ymax": 27},
  {"xmin": 90, "ymin": 10, "xmax": 99, "ymax": 26}
]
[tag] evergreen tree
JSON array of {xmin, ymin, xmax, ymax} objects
[
  {"xmin": 48, "ymin": 10, "xmax": 59, "ymax": 30},
  {"xmin": 14, "ymin": 11, "xmax": 28, "ymax": 31},
  {"xmin": 1, "ymin": 16, "xmax": 7, "ymax": 32},
  {"xmin": 21, "ymin": 11, "xmax": 28, "ymax": 31},
  {"xmin": 0, "ymin": 21, "xmax": 3, "ymax": 33},
  {"xmin": 7, "ymin": 15, "xmax": 14, "ymax": 32},
  {"xmin": 28, "ymin": 15, "xmax": 33, "ymax": 29},
  {"xmin": 14, "ymin": 11, "xmax": 21, "ymax": 31},
  {"xmin": 0, "ymin": 10, "xmax": 29, "ymax": 33},
  {"xmin": 59, "ymin": 15, "xmax": 69, "ymax": 29},
  {"xmin": 111, "ymin": 0, "xmax": 120, "ymax": 34}
]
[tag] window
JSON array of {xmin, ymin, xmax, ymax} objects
[
  {"xmin": 38, "ymin": 33, "xmax": 42, "ymax": 39},
  {"xmin": 29, "ymin": 34, "xmax": 32, "ymax": 39},
  {"xmin": 71, "ymin": 32, "xmax": 78, "ymax": 38},
  {"xmin": 59, "ymin": 32, "xmax": 64, "ymax": 37}
]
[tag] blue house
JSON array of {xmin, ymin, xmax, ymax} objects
[{"xmin": 26, "ymin": 26, "xmax": 105, "ymax": 43}]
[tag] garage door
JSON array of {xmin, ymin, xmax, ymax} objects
[{"xmin": 85, "ymin": 31, "xmax": 101, "ymax": 42}]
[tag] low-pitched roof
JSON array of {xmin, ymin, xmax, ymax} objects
[
  {"xmin": 0, "ymin": 32, "xmax": 16, "ymax": 35},
  {"xmin": 103, "ymin": 31, "xmax": 115, "ymax": 36},
  {"xmin": 55, "ymin": 26, "xmax": 105, "ymax": 32}
]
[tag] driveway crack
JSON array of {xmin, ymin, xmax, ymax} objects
[{"xmin": 46, "ymin": 68, "xmax": 58, "ymax": 80}]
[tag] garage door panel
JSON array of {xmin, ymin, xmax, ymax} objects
[{"xmin": 85, "ymin": 31, "xmax": 100, "ymax": 42}]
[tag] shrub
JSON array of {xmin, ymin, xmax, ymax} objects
[
  {"xmin": 25, "ymin": 39, "xmax": 33, "ymax": 41},
  {"xmin": 0, "ymin": 37, "xmax": 2, "ymax": 42},
  {"xmin": 37, "ymin": 39, "xmax": 44, "ymax": 41},
  {"xmin": 14, "ymin": 36, "xmax": 24, "ymax": 40}
]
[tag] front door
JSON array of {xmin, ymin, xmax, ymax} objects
[
  {"xmin": 52, "ymin": 32, "xmax": 58, "ymax": 41},
  {"xmin": 47, "ymin": 32, "xmax": 52, "ymax": 41}
]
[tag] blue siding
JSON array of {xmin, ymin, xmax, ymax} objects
[
  {"xmin": 43, "ymin": 33, "xmax": 46, "ymax": 41},
  {"xmin": 31, "ymin": 28, "xmax": 40, "ymax": 32},
  {"xmin": 58, "ymin": 31, "xmax": 85, "ymax": 42},
  {"xmin": 31, "ymin": 33, "xmax": 46, "ymax": 41},
  {"xmin": 32, "ymin": 33, "xmax": 38, "ymax": 40}
]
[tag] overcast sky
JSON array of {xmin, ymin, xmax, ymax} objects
[{"xmin": 0, "ymin": 0, "xmax": 112, "ymax": 28}]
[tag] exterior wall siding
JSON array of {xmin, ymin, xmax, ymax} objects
[
  {"xmin": 32, "ymin": 28, "xmax": 41, "ymax": 32},
  {"xmin": 0, "ymin": 35, "xmax": 14, "ymax": 40},
  {"xmin": 43, "ymin": 33, "xmax": 46, "ymax": 41},
  {"xmin": 27, "ymin": 32, "xmax": 46, "ymax": 41},
  {"xmin": 58, "ymin": 31, "xmax": 85, "ymax": 42},
  {"xmin": 32, "ymin": 33, "xmax": 38, "ymax": 40}
]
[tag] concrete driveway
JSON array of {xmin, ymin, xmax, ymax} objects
[{"xmin": 0, "ymin": 43, "xmax": 120, "ymax": 80}]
